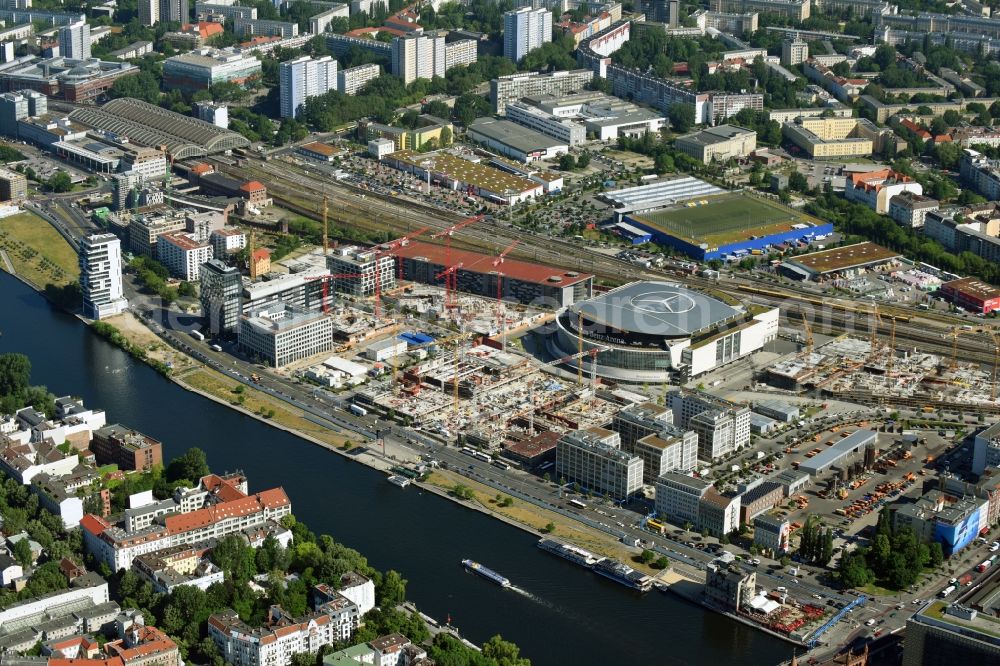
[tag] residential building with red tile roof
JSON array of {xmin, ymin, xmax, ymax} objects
[
  {"xmin": 80, "ymin": 475, "xmax": 291, "ymax": 571},
  {"xmin": 845, "ymin": 168, "xmax": 923, "ymax": 214},
  {"xmin": 209, "ymin": 604, "xmax": 359, "ymax": 666}
]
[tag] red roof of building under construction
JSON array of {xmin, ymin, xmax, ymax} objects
[{"xmin": 394, "ymin": 240, "xmax": 593, "ymax": 288}]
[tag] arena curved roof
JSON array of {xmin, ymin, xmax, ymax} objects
[
  {"xmin": 570, "ymin": 281, "xmax": 741, "ymax": 338},
  {"xmin": 68, "ymin": 98, "xmax": 249, "ymax": 159}
]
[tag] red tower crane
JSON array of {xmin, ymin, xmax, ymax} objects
[
  {"xmin": 492, "ymin": 240, "xmax": 521, "ymax": 337},
  {"xmin": 435, "ymin": 263, "xmax": 464, "ymax": 310},
  {"xmin": 431, "ymin": 214, "xmax": 484, "ymax": 276},
  {"xmin": 304, "ymin": 273, "xmax": 365, "ymax": 314},
  {"xmin": 369, "ymin": 226, "xmax": 431, "ymax": 318}
]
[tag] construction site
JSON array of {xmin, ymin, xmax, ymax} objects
[{"xmin": 764, "ymin": 308, "xmax": 1000, "ymax": 412}]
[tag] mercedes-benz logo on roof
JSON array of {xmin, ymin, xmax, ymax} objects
[{"xmin": 630, "ymin": 291, "xmax": 697, "ymax": 315}]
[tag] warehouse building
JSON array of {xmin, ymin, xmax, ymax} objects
[
  {"xmin": 467, "ymin": 117, "xmax": 568, "ymax": 163},
  {"xmin": 395, "ymin": 240, "xmax": 593, "ymax": 308},
  {"xmin": 781, "ymin": 242, "xmax": 901, "ymax": 281},
  {"xmin": 382, "ymin": 150, "xmax": 544, "ymax": 205},
  {"xmin": 940, "ymin": 277, "xmax": 1000, "ymax": 314},
  {"xmin": 798, "ymin": 429, "xmax": 876, "ymax": 475}
]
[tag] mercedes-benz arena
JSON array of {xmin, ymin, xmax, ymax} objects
[{"xmin": 550, "ymin": 281, "xmax": 779, "ymax": 382}]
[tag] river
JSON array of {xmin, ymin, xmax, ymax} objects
[{"xmin": 0, "ymin": 272, "xmax": 789, "ymax": 666}]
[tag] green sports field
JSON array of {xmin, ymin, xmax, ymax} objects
[{"xmin": 631, "ymin": 193, "xmax": 819, "ymax": 246}]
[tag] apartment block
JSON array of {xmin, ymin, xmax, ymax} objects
[
  {"xmin": 445, "ymin": 39, "xmax": 478, "ymax": 69},
  {"xmin": 888, "ymin": 192, "xmax": 938, "ymax": 229},
  {"xmin": 158, "ymin": 231, "xmax": 213, "ymax": 281},
  {"xmin": 555, "ymin": 427, "xmax": 643, "ymax": 499},
  {"xmin": 310, "ymin": 6, "xmax": 348, "ymax": 34},
  {"xmin": 845, "ymin": 168, "xmax": 923, "ymax": 214},
  {"xmin": 209, "ymin": 603, "xmax": 358, "ymax": 666},
  {"xmin": 781, "ymin": 36, "xmax": 808, "ymax": 66},
  {"xmin": 710, "ymin": 0, "xmax": 808, "ymax": 21},
  {"xmin": 139, "ymin": 0, "xmax": 190, "ymax": 25},
  {"xmin": 0, "ymin": 166, "xmax": 27, "ymax": 202},
  {"xmin": 961, "ymin": 148, "xmax": 1000, "ymax": 201},
  {"xmin": 490, "ymin": 69, "xmax": 594, "ymax": 114},
  {"xmin": 58, "ymin": 20, "xmax": 90, "ymax": 60},
  {"xmin": 279, "ymin": 55, "xmax": 337, "ymax": 118},
  {"xmin": 504, "ymin": 7, "xmax": 552, "ymax": 62},
  {"xmin": 233, "ymin": 18, "xmax": 298, "ymax": 39},
  {"xmin": 91, "ymin": 424, "xmax": 163, "ymax": 472},
  {"xmin": 337, "ymin": 63, "xmax": 379, "ymax": 96},
  {"xmin": 239, "ymin": 302, "xmax": 333, "ymax": 368},
  {"xmin": 79, "ymin": 233, "xmax": 128, "ymax": 320},
  {"xmin": 133, "ymin": 546, "xmax": 224, "ymax": 594},
  {"xmin": 391, "ymin": 32, "xmax": 445, "ymax": 85},
  {"xmin": 325, "ymin": 245, "xmax": 395, "ymax": 297},
  {"xmin": 80, "ymin": 475, "xmax": 292, "ymax": 570}
]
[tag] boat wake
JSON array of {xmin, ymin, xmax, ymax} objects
[{"xmin": 508, "ymin": 586, "xmax": 554, "ymax": 609}]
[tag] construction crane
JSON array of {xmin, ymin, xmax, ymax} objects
[
  {"xmin": 887, "ymin": 315, "xmax": 897, "ymax": 375},
  {"xmin": 492, "ymin": 240, "xmax": 521, "ymax": 342},
  {"xmin": 868, "ymin": 302, "xmax": 882, "ymax": 361},
  {"xmin": 948, "ymin": 326, "xmax": 978, "ymax": 370},
  {"xmin": 801, "ymin": 316, "xmax": 813, "ymax": 355},
  {"xmin": 990, "ymin": 330, "xmax": 1000, "ymax": 402},
  {"xmin": 304, "ymin": 272, "xmax": 365, "ymax": 314},
  {"xmin": 431, "ymin": 214, "xmax": 484, "ymax": 271},
  {"xmin": 368, "ymin": 226, "xmax": 432, "ymax": 319},
  {"xmin": 322, "ymin": 194, "xmax": 329, "ymax": 255},
  {"xmin": 435, "ymin": 263, "xmax": 464, "ymax": 311}
]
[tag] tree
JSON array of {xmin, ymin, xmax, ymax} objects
[
  {"xmin": 439, "ymin": 125, "xmax": 452, "ymax": 146},
  {"xmin": 47, "ymin": 171, "xmax": 72, "ymax": 193},
  {"xmin": 928, "ymin": 542, "xmax": 944, "ymax": 568},
  {"xmin": 655, "ymin": 556, "xmax": 670, "ymax": 570},
  {"xmin": 166, "ymin": 447, "xmax": 210, "ymax": 483},
  {"xmin": 543, "ymin": 522, "xmax": 555, "ymax": 533},
  {"xmin": 838, "ymin": 553, "xmax": 874, "ymax": 588},
  {"xmin": 377, "ymin": 569, "xmax": 407, "ymax": 606},
  {"xmin": 558, "ymin": 154, "xmax": 577, "ymax": 171},
  {"xmin": 667, "ymin": 103, "xmax": 695, "ymax": 133},
  {"xmin": 0, "ymin": 353, "xmax": 31, "ymax": 397},
  {"xmin": 452, "ymin": 93, "xmax": 491, "ymax": 126},
  {"xmin": 576, "ymin": 152, "xmax": 591, "ymax": 169},
  {"xmin": 639, "ymin": 549, "xmax": 655, "ymax": 564},
  {"xmin": 12, "ymin": 538, "xmax": 32, "ymax": 567},
  {"xmin": 482, "ymin": 635, "xmax": 530, "ymax": 666},
  {"xmin": 289, "ymin": 654, "xmax": 315, "ymax": 666}
]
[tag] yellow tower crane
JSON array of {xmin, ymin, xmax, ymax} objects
[{"xmin": 801, "ymin": 316, "xmax": 813, "ymax": 355}]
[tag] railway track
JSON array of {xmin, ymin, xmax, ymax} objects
[{"xmin": 200, "ymin": 154, "xmax": 996, "ymax": 364}]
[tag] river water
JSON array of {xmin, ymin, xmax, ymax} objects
[{"xmin": 0, "ymin": 273, "xmax": 789, "ymax": 666}]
